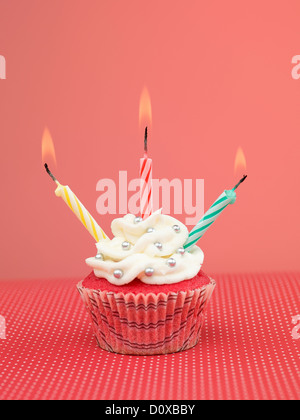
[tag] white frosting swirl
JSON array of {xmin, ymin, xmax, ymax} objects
[{"xmin": 86, "ymin": 210, "xmax": 204, "ymax": 285}]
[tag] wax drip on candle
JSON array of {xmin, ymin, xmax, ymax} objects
[{"xmin": 144, "ymin": 127, "xmax": 148, "ymax": 157}]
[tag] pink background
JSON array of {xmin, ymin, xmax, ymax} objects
[{"xmin": 0, "ymin": 0, "xmax": 299, "ymax": 280}]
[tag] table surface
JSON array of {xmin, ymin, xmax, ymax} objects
[{"xmin": 0, "ymin": 273, "xmax": 299, "ymax": 400}]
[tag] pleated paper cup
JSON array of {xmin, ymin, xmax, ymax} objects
[{"xmin": 77, "ymin": 278, "xmax": 215, "ymax": 355}]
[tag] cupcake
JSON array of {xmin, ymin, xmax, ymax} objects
[{"xmin": 77, "ymin": 210, "xmax": 215, "ymax": 355}]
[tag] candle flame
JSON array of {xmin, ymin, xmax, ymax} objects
[
  {"xmin": 139, "ymin": 86, "xmax": 152, "ymax": 129},
  {"xmin": 42, "ymin": 127, "xmax": 57, "ymax": 166},
  {"xmin": 234, "ymin": 147, "xmax": 246, "ymax": 174}
]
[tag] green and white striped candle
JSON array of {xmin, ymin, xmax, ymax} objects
[{"xmin": 184, "ymin": 175, "xmax": 247, "ymax": 251}]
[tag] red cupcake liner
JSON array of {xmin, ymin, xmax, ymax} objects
[{"xmin": 77, "ymin": 278, "xmax": 215, "ymax": 355}]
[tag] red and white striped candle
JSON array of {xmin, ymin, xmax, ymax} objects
[{"xmin": 139, "ymin": 127, "xmax": 153, "ymax": 219}]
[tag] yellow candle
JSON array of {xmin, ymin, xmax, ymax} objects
[{"xmin": 45, "ymin": 165, "xmax": 108, "ymax": 242}]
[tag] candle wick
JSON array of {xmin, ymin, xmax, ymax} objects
[
  {"xmin": 144, "ymin": 126, "xmax": 148, "ymax": 156},
  {"xmin": 233, "ymin": 174, "xmax": 247, "ymax": 191},
  {"xmin": 44, "ymin": 163, "xmax": 57, "ymax": 183}
]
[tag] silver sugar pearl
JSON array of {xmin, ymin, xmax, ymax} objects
[
  {"xmin": 134, "ymin": 216, "xmax": 143, "ymax": 224},
  {"xmin": 177, "ymin": 247, "xmax": 185, "ymax": 256},
  {"xmin": 154, "ymin": 242, "xmax": 163, "ymax": 250},
  {"xmin": 95, "ymin": 253, "xmax": 103, "ymax": 260},
  {"xmin": 113, "ymin": 269, "xmax": 123, "ymax": 279},
  {"xmin": 172, "ymin": 225, "xmax": 181, "ymax": 233},
  {"xmin": 147, "ymin": 227, "xmax": 155, "ymax": 233},
  {"xmin": 167, "ymin": 257, "xmax": 176, "ymax": 267},
  {"xmin": 122, "ymin": 241, "xmax": 131, "ymax": 250},
  {"xmin": 145, "ymin": 267, "xmax": 154, "ymax": 277}
]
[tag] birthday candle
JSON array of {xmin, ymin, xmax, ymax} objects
[
  {"xmin": 184, "ymin": 175, "xmax": 247, "ymax": 251},
  {"xmin": 45, "ymin": 164, "xmax": 108, "ymax": 242},
  {"xmin": 140, "ymin": 127, "xmax": 153, "ymax": 219}
]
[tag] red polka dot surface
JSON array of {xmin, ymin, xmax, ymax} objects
[{"xmin": 0, "ymin": 273, "xmax": 299, "ymax": 400}]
